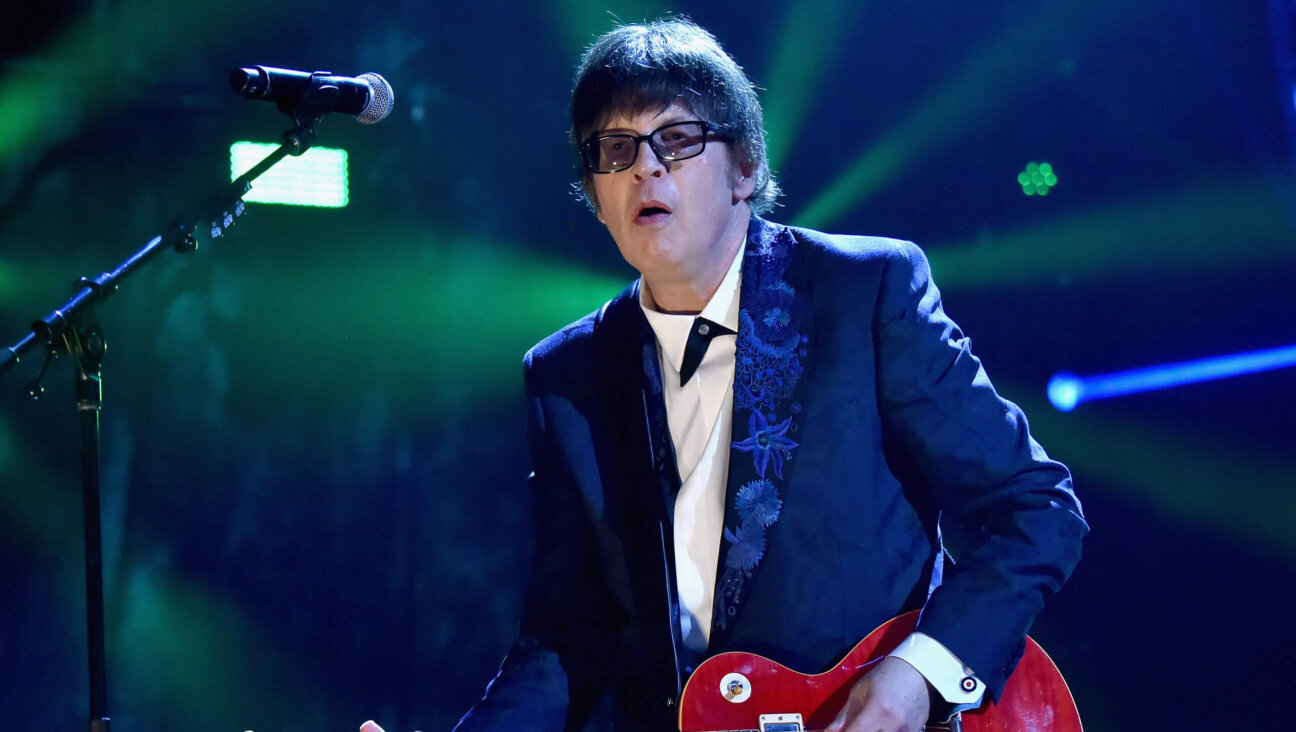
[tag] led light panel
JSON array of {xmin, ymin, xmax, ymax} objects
[{"xmin": 230, "ymin": 142, "xmax": 348, "ymax": 208}]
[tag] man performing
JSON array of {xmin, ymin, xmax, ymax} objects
[{"xmin": 429, "ymin": 17, "xmax": 1084, "ymax": 732}]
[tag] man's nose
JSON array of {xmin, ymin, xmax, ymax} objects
[{"xmin": 631, "ymin": 139, "xmax": 667, "ymax": 178}]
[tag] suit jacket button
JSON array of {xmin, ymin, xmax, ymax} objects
[{"xmin": 666, "ymin": 696, "xmax": 676, "ymax": 708}]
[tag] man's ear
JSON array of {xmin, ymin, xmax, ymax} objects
[
  {"xmin": 583, "ymin": 183, "xmax": 605, "ymax": 223},
  {"xmin": 732, "ymin": 156, "xmax": 757, "ymax": 202}
]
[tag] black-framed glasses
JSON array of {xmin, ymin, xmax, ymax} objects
[{"xmin": 580, "ymin": 120, "xmax": 730, "ymax": 174}]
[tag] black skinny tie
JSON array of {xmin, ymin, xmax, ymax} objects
[{"xmin": 679, "ymin": 317, "xmax": 735, "ymax": 386}]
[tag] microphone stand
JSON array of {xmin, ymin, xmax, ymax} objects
[{"xmin": 0, "ymin": 82, "xmax": 344, "ymax": 732}]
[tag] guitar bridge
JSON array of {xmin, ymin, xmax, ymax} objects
[{"xmin": 758, "ymin": 713, "xmax": 803, "ymax": 731}]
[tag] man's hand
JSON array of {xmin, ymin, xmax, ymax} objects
[{"xmin": 824, "ymin": 656, "xmax": 931, "ymax": 732}]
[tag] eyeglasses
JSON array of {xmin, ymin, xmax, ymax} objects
[{"xmin": 580, "ymin": 120, "xmax": 730, "ymax": 174}]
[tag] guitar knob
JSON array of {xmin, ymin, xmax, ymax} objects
[{"xmin": 719, "ymin": 672, "xmax": 752, "ymax": 703}]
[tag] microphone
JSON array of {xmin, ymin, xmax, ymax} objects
[{"xmin": 230, "ymin": 66, "xmax": 394, "ymax": 124}]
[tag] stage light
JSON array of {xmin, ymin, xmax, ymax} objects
[
  {"xmin": 762, "ymin": 0, "xmax": 860, "ymax": 169},
  {"xmin": 792, "ymin": 3, "xmax": 1077, "ymax": 230},
  {"xmin": 924, "ymin": 177, "xmax": 1289, "ymax": 290},
  {"xmin": 1048, "ymin": 344, "xmax": 1296, "ymax": 411},
  {"xmin": 1019, "ymin": 162, "xmax": 1058, "ymax": 196},
  {"xmin": 1047, "ymin": 372, "xmax": 1083, "ymax": 412},
  {"xmin": 230, "ymin": 142, "xmax": 348, "ymax": 208}
]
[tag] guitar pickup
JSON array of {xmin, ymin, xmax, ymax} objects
[{"xmin": 758, "ymin": 713, "xmax": 803, "ymax": 731}]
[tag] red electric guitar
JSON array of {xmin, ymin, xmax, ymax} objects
[{"xmin": 679, "ymin": 611, "xmax": 1081, "ymax": 731}]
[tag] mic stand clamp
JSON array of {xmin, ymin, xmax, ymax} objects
[{"xmin": 281, "ymin": 71, "xmax": 347, "ymax": 154}]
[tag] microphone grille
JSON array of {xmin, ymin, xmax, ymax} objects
[{"xmin": 356, "ymin": 73, "xmax": 394, "ymax": 125}]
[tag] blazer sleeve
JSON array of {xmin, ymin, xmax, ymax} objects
[
  {"xmin": 454, "ymin": 347, "xmax": 624, "ymax": 732},
  {"xmin": 871, "ymin": 239, "xmax": 1088, "ymax": 701}
]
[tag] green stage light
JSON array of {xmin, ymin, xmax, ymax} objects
[
  {"xmin": 549, "ymin": 0, "xmax": 666, "ymax": 51},
  {"xmin": 762, "ymin": 0, "xmax": 862, "ymax": 170},
  {"xmin": 0, "ymin": 76, "xmax": 65, "ymax": 165},
  {"xmin": 926, "ymin": 177, "xmax": 1291, "ymax": 290},
  {"xmin": 215, "ymin": 230, "xmax": 627, "ymax": 414},
  {"xmin": 230, "ymin": 142, "xmax": 348, "ymax": 208},
  {"xmin": 0, "ymin": 0, "xmax": 317, "ymax": 167},
  {"xmin": 1019, "ymin": 161, "xmax": 1058, "ymax": 196},
  {"xmin": 792, "ymin": 0, "xmax": 1148, "ymax": 229},
  {"xmin": 1015, "ymin": 390, "xmax": 1296, "ymax": 557}
]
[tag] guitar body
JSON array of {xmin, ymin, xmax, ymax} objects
[{"xmin": 679, "ymin": 611, "xmax": 1081, "ymax": 731}]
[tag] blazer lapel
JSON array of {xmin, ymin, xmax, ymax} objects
[
  {"xmin": 596, "ymin": 282, "xmax": 696, "ymax": 688},
  {"xmin": 595, "ymin": 283, "xmax": 682, "ymax": 514},
  {"xmin": 710, "ymin": 218, "xmax": 813, "ymax": 645}
]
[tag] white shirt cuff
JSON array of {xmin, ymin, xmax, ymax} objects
[{"xmin": 886, "ymin": 632, "xmax": 985, "ymax": 717}]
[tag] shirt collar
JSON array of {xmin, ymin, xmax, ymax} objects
[{"xmin": 639, "ymin": 244, "xmax": 744, "ymax": 373}]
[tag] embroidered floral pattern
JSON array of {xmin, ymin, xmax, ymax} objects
[
  {"xmin": 735, "ymin": 277, "xmax": 803, "ymax": 413},
  {"xmin": 733, "ymin": 411, "xmax": 798, "ymax": 479},
  {"xmin": 763, "ymin": 307, "xmax": 790, "ymax": 330},
  {"xmin": 735, "ymin": 479, "xmax": 782, "ymax": 527},
  {"xmin": 715, "ymin": 223, "xmax": 807, "ymax": 631},
  {"xmin": 723, "ymin": 522, "xmax": 766, "ymax": 572}
]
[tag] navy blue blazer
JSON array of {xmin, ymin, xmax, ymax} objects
[{"xmin": 455, "ymin": 217, "xmax": 1087, "ymax": 731}]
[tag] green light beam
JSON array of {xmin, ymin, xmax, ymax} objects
[
  {"xmin": 549, "ymin": 0, "xmax": 667, "ymax": 57},
  {"xmin": 0, "ymin": 411, "xmax": 80, "ymax": 552},
  {"xmin": 0, "ymin": 412, "xmax": 337, "ymax": 729},
  {"xmin": 115, "ymin": 565, "xmax": 320, "ymax": 729},
  {"xmin": 0, "ymin": 0, "xmax": 313, "ymax": 167},
  {"xmin": 0, "ymin": 257, "xmax": 28, "ymax": 306},
  {"xmin": 0, "ymin": 73, "xmax": 73, "ymax": 165},
  {"xmin": 201, "ymin": 232, "xmax": 626, "ymax": 413},
  {"xmin": 2, "ymin": 234, "xmax": 626, "ymax": 417},
  {"xmin": 761, "ymin": 0, "xmax": 865, "ymax": 170},
  {"xmin": 924, "ymin": 177, "xmax": 1294, "ymax": 290},
  {"xmin": 1011, "ymin": 389, "xmax": 1296, "ymax": 558},
  {"xmin": 792, "ymin": 0, "xmax": 1152, "ymax": 230},
  {"xmin": 0, "ymin": 256, "xmax": 97, "ymax": 310}
]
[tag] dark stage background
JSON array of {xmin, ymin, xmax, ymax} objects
[{"xmin": 3, "ymin": 1, "xmax": 1295, "ymax": 729}]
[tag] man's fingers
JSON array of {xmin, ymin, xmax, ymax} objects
[
  {"xmin": 359, "ymin": 721, "xmax": 385, "ymax": 732},
  {"xmin": 826, "ymin": 686, "xmax": 862, "ymax": 732}
]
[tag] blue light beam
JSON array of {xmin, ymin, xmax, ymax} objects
[{"xmin": 1048, "ymin": 344, "xmax": 1296, "ymax": 412}]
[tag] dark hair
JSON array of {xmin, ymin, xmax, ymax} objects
[{"xmin": 570, "ymin": 18, "xmax": 780, "ymax": 214}]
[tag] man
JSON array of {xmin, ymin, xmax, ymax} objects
[{"xmin": 371, "ymin": 17, "xmax": 1086, "ymax": 732}]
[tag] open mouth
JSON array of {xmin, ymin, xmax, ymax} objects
[{"xmin": 635, "ymin": 201, "xmax": 673, "ymax": 222}]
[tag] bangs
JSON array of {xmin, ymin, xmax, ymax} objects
[{"xmin": 573, "ymin": 55, "xmax": 727, "ymax": 143}]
